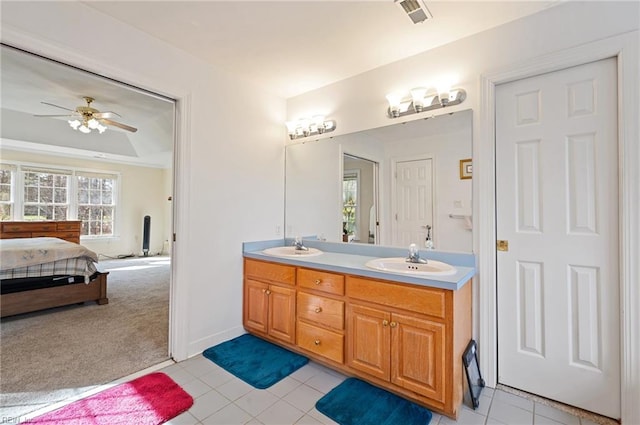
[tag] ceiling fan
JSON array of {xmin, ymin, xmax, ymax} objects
[{"xmin": 34, "ymin": 96, "xmax": 138, "ymax": 134}]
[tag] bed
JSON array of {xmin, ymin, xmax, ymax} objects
[{"xmin": 1, "ymin": 220, "xmax": 108, "ymax": 318}]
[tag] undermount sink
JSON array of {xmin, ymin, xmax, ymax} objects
[
  {"xmin": 365, "ymin": 257, "xmax": 457, "ymax": 276},
  {"xmin": 262, "ymin": 246, "xmax": 323, "ymax": 258}
]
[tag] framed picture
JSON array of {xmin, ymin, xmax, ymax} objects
[{"xmin": 460, "ymin": 158, "xmax": 472, "ymax": 180}]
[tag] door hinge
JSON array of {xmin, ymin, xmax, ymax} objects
[
  {"xmin": 173, "ymin": 233, "xmax": 176, "ymax": 242},
  {"xmin": 497, "ymin": 240, "xmax": 508, "ymax": 251}
]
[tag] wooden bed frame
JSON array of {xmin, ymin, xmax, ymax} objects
[{"xmin": 0, "ymin": 220, "xmax": 109, "ymax": 318}]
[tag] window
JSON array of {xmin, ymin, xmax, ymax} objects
[
  {"xmin": 77, "ymin": 173, "xmax": 115, "ymax": 236},
  {"xmin": 23, "ymin": 168, "xmax": 70, "ymax": 220},
  {"xmin": 0, "ymin": 164, "xmax": 15, "ymax": 220},
  {"xmin": 0, "ymin": 162, "xmax": 118, "ymax": 238}
]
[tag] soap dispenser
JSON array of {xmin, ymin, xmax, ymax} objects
[{"xmin": 425, "ymin": 225, "xmax": 434, "ymax": 249}]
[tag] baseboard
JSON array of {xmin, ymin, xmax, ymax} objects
[{"xmin": 187, "ymin": 325, "xmax": 245, "ymax": 357}]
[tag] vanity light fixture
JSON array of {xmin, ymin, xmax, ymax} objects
[
  {"xmin": 286, "ymin": 116, "xmax": 336, "ymax": 140},
  {"xmin": 386, "ymin": 88, "xmax": 466, "ymax": 118}
]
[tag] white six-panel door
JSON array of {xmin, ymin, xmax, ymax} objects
[
  {"xmin": 496, "ymin": 58, "xmax": 620, "ymax": 418},
  {"xmin": 392, "ymin": 158, "xmax": 434, "ymax": 248}
]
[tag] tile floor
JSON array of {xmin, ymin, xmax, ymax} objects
[{"xmin": 157, "ymin": 354, "xmax": 607, "ymax": 425}]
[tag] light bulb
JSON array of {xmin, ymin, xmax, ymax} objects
[
  {"xmin": 410, "ymin": 88, "xmax": 428, "ymax": 112},
  {"xmin": 79, "ymin": 125, "xmax": 91, "ymax": 134},
  {"xmin": 87, "ymin": 118, "xmax": 100, "ymax": 129},
  {"xmin": 97, "ymin": 124, "xmax": 107, "ymax": 134},
  {"xmin": 386, "ymin": 92, "xmax": 404, "ymax": 117},
  {"xmin": 68, "ymin": 119, "xmax": 81, "ymax": 130}
]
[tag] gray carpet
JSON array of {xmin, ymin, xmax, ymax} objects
[{"xmin": 0, "ymin": 256, "xmax": 171, "ymax": 421}]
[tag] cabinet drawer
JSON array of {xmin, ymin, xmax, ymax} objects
[
  {"xmin": 56, "ymin": 221, "xmax": 81, "ymax": 231},
  {"xmin": 297, "ymin": 321, "xmax": 344, "ymax": 364},
  {"xmin": 32, "ymin": 232, "xmax": 80, "ymax": 243},
  {"xmin": 297, "ymin": 292, "xmax": 344, "ymax": 330},
  {"xmin": 245, "ymin": 259, "xmax": 295, "ymax": 285},
  {"xmin": 298, "ymin": 268, "xmax": 345, "ymax": 295},
  {"xmin": 1, "ymin": 222, "xmax": 57, "ymax": 232},
  {"xmin": 0, "ymin": 232, "xmax": 31, "ymax": 239},
  {"xmin": 346, "ymin": 276, "xmax": 446, "ymax": 319}
]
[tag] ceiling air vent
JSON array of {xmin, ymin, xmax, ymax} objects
[{"xmin": 395, "ymin": 0, "xmax": 433, "ymax": 24}]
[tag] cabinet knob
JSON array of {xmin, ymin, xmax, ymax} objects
[
  {"xmin": 314, "ymin": 307, "xmax": 323, "ymax": 313},
  {"xmin": 382, "ymin": 320, "xmax": 389, "ymax": 326},
  {"xmin": 315, "ymin": 279, "xmax": 321, "ymax": 285},
  {"xmin": 389, "ymin": 321, "xmax": 398, "ymax": 328},
  {"xmin": 265, "ymin": 289, "xmax": 272, "ymax": 295},
  {"xmin": 314, "ymin": 340, "xmax": 321, "ymax": 346}
]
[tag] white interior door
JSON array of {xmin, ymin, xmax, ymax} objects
[
  {"xmin": 392, "ymin": 158, "xmax": 433, "ymax": 248},
  {"xmin": 496, "ymin": 58, "xmax": 620, "ymax": 418}
]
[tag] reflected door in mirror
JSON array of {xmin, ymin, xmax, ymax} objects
[{"xmin": 392, "ymin": 158, "xmax": 434, "ymax": 248}]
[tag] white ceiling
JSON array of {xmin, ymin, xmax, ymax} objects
[
  {"xmin": 84, "ymin": 1, "xmax": 559, "ymax": 99},
  {"xmin": 1, "ymin": 1, "xmax": 559, "ymax": 167}
]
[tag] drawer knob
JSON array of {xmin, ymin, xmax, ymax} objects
[
  {"xmin": 265, "ymin": 289, "xmax": 272, "ymax": 295},
  {"xmin": 314, "ymin": 279, "xmax": 321, "ymax": 285},
  {"xmin": 390, "ymin": 321, "xmax": 398, "ymax": 328},
  {"xmin": 382, "ymin": 319, "xmax": 389, "ymax": 326},
  {"xmin": 314, "ymin": 307, "xmax": 322, "ymax": 313},
  {"xmin": 314, "ymin": 340, "xmax": 321, "ymax": 346}
]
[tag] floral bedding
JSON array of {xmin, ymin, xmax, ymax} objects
[{"xmin": 0, "ymin": 237, "xmax": 99, "ymax": 282}]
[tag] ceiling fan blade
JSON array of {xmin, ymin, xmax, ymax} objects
[
  {"xmin": 41, "ymin": 101, "xmax": 75, "ymax": 112},
  {"xmin": 34, "ymin": 114, "xmax": 76, "ymax": 118},
  {"xmin": 100, "ymin": 118, "xmax": 138, "ymax": 133},
  {"xmin": 93, "ymin": 111, "xmax": 121, "ymax": 119}
]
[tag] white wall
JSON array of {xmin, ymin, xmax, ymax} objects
[
  {"xmin": 1, "ymin": 1, "xmax": 286, "ymax": 358},
  {"xmin": 0, "ymin": 150, "xmax": 170, "ymax": 257}
]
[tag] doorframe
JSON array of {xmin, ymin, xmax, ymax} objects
[
  {"xmin": 1, "ymin": 25, "xmax": 193, "ymax": 362},
  {"xmin": 476, "ymin": 31, "xmax": 639, "ymax": 422}
]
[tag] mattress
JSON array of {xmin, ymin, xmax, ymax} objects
[{"xmin": 0, "ymin": 237, "xmax": 99, "ymax": 283}]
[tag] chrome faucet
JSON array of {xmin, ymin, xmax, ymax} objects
[
  {"xmin": 406, "ymin": 243, "xmax": 427, "ymax": 264},
  {"xmin": 293, "ymin": 236, "xmax": 309, "ymax": 251}
]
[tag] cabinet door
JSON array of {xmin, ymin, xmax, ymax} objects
[
  {"xmin": 244, "ymin": 279, "xmax": 269, "ymax": 334},
  {"xmin": 391, "ymin": 312, "xmax": 446, "ymax": 403},
  {"xmin": 346, "ymin": 304, "xmax": 391, "ymax": 381},
  {"xmin": 268, "ymin": 284, "xmax": 296, "ymax": 344}
]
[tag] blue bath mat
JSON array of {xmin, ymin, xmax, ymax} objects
[
  {"xmin": 316, "ymin": 378, "xmax": 432, "ymax": 425},
  {"xmin": 202, "ymin": 334, "xmax": 308, "ymax": 389}
]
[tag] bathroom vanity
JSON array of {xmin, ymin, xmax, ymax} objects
[{"xmin": 242, "ymin": 239, "xmax": 475, "ymax": 419}]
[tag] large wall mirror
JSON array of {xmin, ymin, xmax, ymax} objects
[{"xmin": 285, "ymin": 109, "xmax": 472, "ymax": 253}]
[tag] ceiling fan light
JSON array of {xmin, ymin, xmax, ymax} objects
[
  {"xmin": 87, "ymin": 118, "xmax": 100, "ymax": 129},
  {"xmin": 79, "ymin": 125, "xmax": 91, "ymax": 134},
  {"xmin": 97, "ymin": 124, "xmax": 107, "ymax": 134},
  {"xmin": 68, "ymin": 119, "xmax": 81, "ymax": 130}
]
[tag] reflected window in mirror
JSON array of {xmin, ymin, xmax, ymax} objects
[{"xmin": 342, "ymin": 170, "xmax": 358, "ymax": 242}]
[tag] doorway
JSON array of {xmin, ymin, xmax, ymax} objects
[
  {"xmin": 342, "ymin": 153, "xmax": 378, "ymax": 244},
  {"xmin": 495, "ymin": 58, "xmax": 619, "ymax": 418}
]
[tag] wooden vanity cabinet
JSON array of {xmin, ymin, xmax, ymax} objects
[
  {"xmin": 243, "ymin": 259, "xmax": 296, "ymax": 344},
  {"xmin": 346, "ymin": 275, "xmax": 470, "ymax": 416},
  {"xmin": 242, "ymin": 257, "xmax": 472, "ymax": 419}
]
